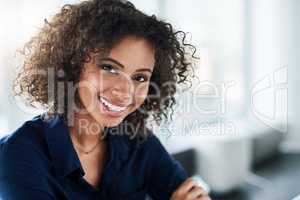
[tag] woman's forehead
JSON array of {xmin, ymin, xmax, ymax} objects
[{"xmin": 107, "ymin": 36, "xmax": 155, "ymax": 71}]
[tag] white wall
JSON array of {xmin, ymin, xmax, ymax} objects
[
  {"xmin": 285, "ymin": 0, "xmax": 300, "ymax": 150},
  {"xmin": 246, "ymin": 0, "xmax": 300, "ymax": 151}
]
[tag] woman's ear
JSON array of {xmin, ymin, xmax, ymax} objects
[{"xmin": 84, "ymin": 52, "xmax": 94, "ymax": 63}]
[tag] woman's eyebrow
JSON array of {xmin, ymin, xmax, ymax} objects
[{"xmin": 99, "ymin": 57, "xmax": 153, "ymax": 73}]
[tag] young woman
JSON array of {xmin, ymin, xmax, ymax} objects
[{"xmin": 0, "ymin": 0, "xmax": 211, "ymax": 199}]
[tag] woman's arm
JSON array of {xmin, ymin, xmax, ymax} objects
[
  {"xmin": 0, "ymin": 181, "xmax": 55, "ymax": 200},
  {"xmin": 145, "ymin": 133, "xmax": 188, "ymax": 199},
  {"xmin": 0, "ymin": 140, "xmax": 55, "ymax": 200},
  {"xmin": 145, "ymin": 133, "xmax": 211, "ymax": 200}
]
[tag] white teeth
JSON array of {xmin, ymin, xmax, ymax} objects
[{"xmin": 99, "ymin": 97, "xmax": 127, "ymax": 112}]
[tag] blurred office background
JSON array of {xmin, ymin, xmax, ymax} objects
[{"xmin": 0, "ymin": 0, "xmax": 299, "ymax": 200}]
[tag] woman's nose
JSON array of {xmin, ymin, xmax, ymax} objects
[
  {"xmin": 111, "ymin": 88, "xmax": 132, "ymax": 100},
  {"xmin": 111, "ymin": 77, "xmax": 134, "ymax": 103}
]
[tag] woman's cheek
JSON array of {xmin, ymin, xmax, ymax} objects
[{"xmin": 134, "ymin": 84, "xmax": 149, "ymax": 106}]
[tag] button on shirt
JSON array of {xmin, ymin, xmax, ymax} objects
[{"xmin": 0, "ymin": 114, "xmax": 188, "ymax": 200}]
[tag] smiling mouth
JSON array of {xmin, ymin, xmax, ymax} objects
[{"xmin": 97, "ymin": 96, "xmax": 130, "ymax": 113}]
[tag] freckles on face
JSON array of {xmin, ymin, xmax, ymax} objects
[{"xmin": 77, "ymin": 36, "xmax": 155, "ymax": 127}]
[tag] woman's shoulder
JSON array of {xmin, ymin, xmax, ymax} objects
[
  {"xmin": 0, "ymin": 115, "xmax": 46, "ymax": 151},
  {"xmin": 0, "ymin": 114, "xmax": 51, "ymax": 174}
]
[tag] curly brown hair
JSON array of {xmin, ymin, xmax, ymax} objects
[{"xmin": 13, "ymin": 0, "xmax": 197, "ymax": 140}]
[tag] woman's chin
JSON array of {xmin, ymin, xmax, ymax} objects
[{"xmin": 93, "ymin": 112, "xmax": 124, "ymax": 127}]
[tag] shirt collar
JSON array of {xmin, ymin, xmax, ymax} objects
[
  {"xmin": 42, "ymin": 114, "xmax": 131, "ymax": 179},
  {"xmin": 42, "ymin": 114, "xmax": 83, "ymax": 177}
]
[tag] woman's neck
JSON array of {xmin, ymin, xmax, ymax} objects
[{"xmin": 69, "ymin": 113, "xmax": 106, "ymax": 148}]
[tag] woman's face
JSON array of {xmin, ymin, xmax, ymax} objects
[{"xmin": 77, "ymin": 36, "xmax": 155, "ymax": 128}]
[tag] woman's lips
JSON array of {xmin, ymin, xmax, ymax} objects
[{"xmin": 98, "ymin": 96, "xmax": 130, "ymax": 117}]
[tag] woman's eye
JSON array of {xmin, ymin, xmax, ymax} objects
[
  {"xmin": 133, "ymin": 75, "xmax": 149, "ymax": 82},
  {"xmin": 98, "ymin": 64, "xmax": 118, "ymax": 74}
]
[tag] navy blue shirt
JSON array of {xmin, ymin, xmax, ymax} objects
[{"xmin": 0, "ymin": 114, "xmax": 188, "ymax": 200}]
